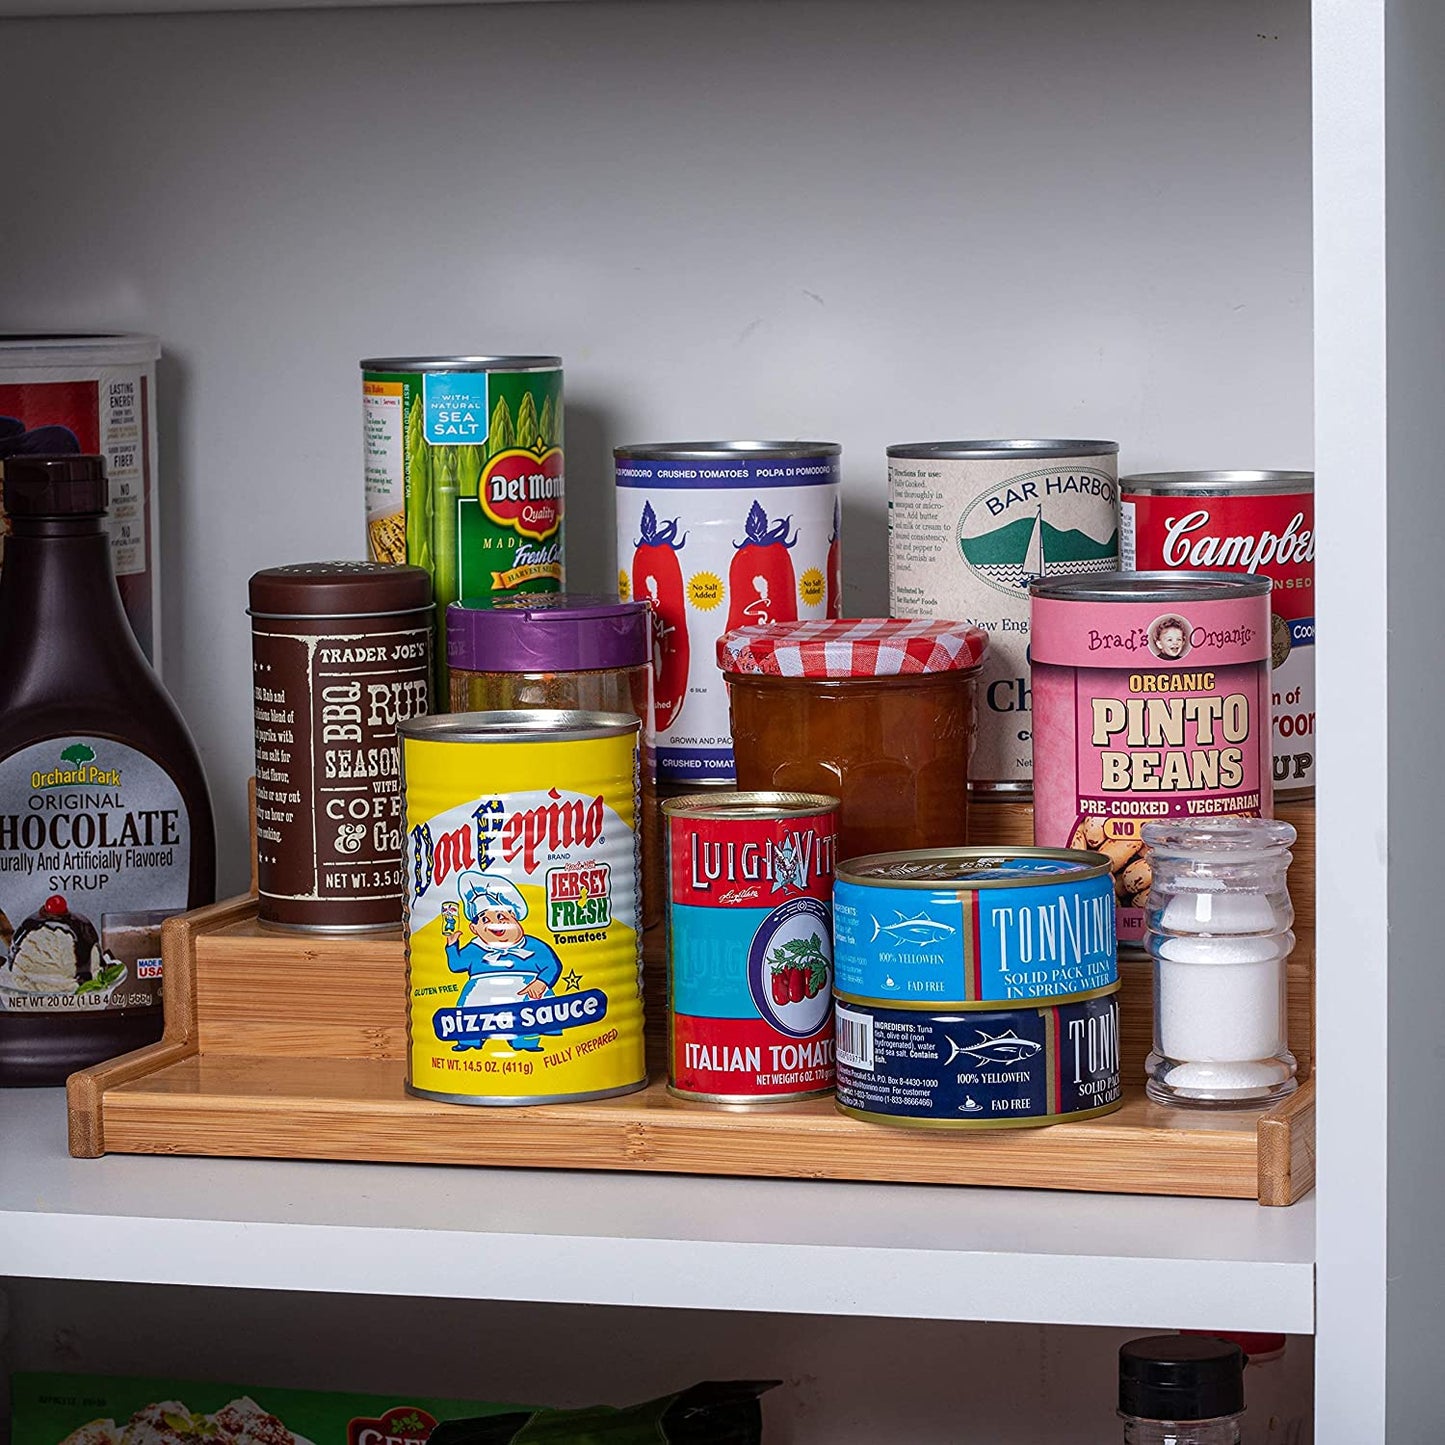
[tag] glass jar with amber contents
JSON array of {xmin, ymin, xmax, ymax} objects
[{"xmin": 718, "ymin": 618, "xmax": 988, "ymax": 861}]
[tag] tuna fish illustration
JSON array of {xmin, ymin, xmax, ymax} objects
[
  {"xmin": 869, "ymin": 911, "xmax": 957, "ymax": 944},
  {"xmin": 945, "ymin": 1030, "xmax": 1043, "ymax": 1067}
]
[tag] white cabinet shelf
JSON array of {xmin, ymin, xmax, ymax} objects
[{"xmin": 1, "ymin": 1089, "xmax": 1313, "ymax": 1332}]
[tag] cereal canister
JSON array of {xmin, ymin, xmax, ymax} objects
[
  {"xmin": 887, "ymin": 440, "xmax": 1119, "ymax": 796},
  {"xmin": 400, "ymin": 710, "xmax": 645, "ymax": 1105},
  {"xmin": 1120, "ymin": 471, "xmax": 1315, "ymax": 798},
  {"xmin": 663, "ymin": 790, "xmax": 839, "ymax": 1103},
  {"xmin": 833, "ymin": 848, "xmax": 1116, "ymax": 1007},
  {"xmin": 834, "ymin": 988, "xmax": 1122, "ymax": 1129},
  {"xmin": 615, "ymin": 441, "xmax": 841, "ymax": 784},
  {"xmin": 1030, "ymin": 572, "xmax": 1273, "ymax": 948},
  {"xmin": 249, "ymin": 562, "xmax": 432, "ymax": 931}
]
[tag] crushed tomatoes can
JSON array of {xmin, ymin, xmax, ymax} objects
[
  {"xmin": 615, "ymin": 441, "xmax": 842, "ymax": 784},
  {"xmin": 1120, "ymin": 470, "xmax": 1315, "ymax": 797},
  {"xmin": 833, "ymin": 847, "xmax": 1116, "ymax": 1007},
  {"xmin": 834, "ymin": 987, "xmax": 1121, "ymax": 1128},
  {"xmin": 400, "ymin": 710, "xmax": 645, "ymax": 1105},
  {"xmin": 1029, "ymin": 571, "xmax": 1273, "ymax": 947},
  {"xmin": 663, "ymin": 790, "xmax": 839, "ymax": 1102}
]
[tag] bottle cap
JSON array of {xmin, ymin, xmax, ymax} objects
[
  {"xmin": 447, "ymin": 594, "xmax": 650, "ymax": 674},
  {"xmin": 1, "ymin": 455, "xmax": 108, "ymax": 515},
  {"xmin": 248, "ymin": 561, "xmax": 432, "ymax": 618},
  {"xmin": 1119, "ymin": 1335, "xmax": 1245, "ymax": 1421}
]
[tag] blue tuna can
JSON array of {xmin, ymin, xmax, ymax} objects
[
  {"xmin": 833, "ymin": 847, "xmax": 1116, "ymax": 1006},
  {"xmin": 834, "ymin": 986, "xmax": 1122, "ymax": 1129}
]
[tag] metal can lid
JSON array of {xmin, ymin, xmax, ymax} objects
[
  {"xmin": 614, "ymin": 440, "xmax": 841, "ymax": 461},
  {"xmin": 887, "ymin": 439, "xmax": 1118, "ymax": 461},
  {"xmin": 1, "ymin": 454, "xmax": 108, "ymax": 516},
  {"xmin": 447, "ymin": 594, "xmax": 649, "ymax": 674},
  {"xmin": 836, "ymin": 845, "xmax": 1109, "ymax": 888},
  {"xmin": 359, "ymin": 355, "xmax": 561, "ymax": 372},
  {"xmin": 400, "ymin": 709, "xmax": 640, "ymax": 744},
  {"xmin": 719, "ymin": 617, "xmax": 989, "ymax": 678},
  {"xmin": 662, "ymin": 789, "xmax": 840, "ymax": 821},
  {"xmin": 248, "ymin": 561, "xmax": 433, "ymax": 617},
  {"xmin": 1120, "ymin": 469, "xmax": 1312, "ymax": 494},
  {"xmin": 1029, "ymin": 569, "xmax": 1272, "ymax": 603},
  {"xmin": 834, "ymin": 980, "xmax": 1121, "ymax": 1014}
]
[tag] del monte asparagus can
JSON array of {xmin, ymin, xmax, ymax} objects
[{"xmin": 362, "ymin": 357, "xmax": 564, "ymax": 687}]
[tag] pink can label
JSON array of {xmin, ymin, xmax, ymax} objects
[{"xmin": 1030, "ymin": 592, "xmax": 1272, "ymax": 944}]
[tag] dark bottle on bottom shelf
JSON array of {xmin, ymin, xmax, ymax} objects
[{"xmin": 0, "ymin": 456, "xmax": 216, "ymax": 1085}]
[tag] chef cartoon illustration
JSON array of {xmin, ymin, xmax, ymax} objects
[{"xmin": 442, "ymin": 870, "xmax": 562, "ymax": 1053}]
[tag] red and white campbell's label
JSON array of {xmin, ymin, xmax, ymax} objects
[
  {"xmin": 1030, "ymin": 591, "xmax": 1273, "ymax": 946},
  {"xmin": 1121, "ymin": 488, "xmax": 1314, "ymax": 793}
]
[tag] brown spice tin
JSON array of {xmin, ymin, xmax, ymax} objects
[{"xmin": 249, "ymin": 561, "xmax": 432, "ymax": 931}]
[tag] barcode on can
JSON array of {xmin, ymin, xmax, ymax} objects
[{"xmin": 835, "ymin": 1005, "xmax": 874, "ymax": 1071}]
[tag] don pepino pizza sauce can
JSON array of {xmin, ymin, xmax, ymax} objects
[
  {"xmin": 400, "ymin": 710, "xmax": 646, "ymax": 1105},
  {"xmin": 1029, "ymin": 572, "xmax": 1273, "ymax": 948},
  {"xmin": 833, "ymin": 847, "xmax": 1116, "ymax": 1007},
  {"xmin": 834, "ymin": 986, "xmax": 1122, "ymax": 1129},
  {"xmin": 663, "ymin": 790, "xmax": 839, "ymax": 1102},
  {"xmin": 615, "ymin": 441, "xmax": 842, "ymax": 785}
]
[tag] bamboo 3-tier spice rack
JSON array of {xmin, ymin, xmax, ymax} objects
[{"xmin": 67, "ymin": 799, "xmax": 1316, "ymax": 1205}]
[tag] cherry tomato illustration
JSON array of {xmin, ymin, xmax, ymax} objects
[
  {"xmin": 771, "ymin": 970, "xmax": 790, "ymax": 1006},
  {"xmin": 726, "ymin": 501, "xmax": 799, "ymax": 632},
  {"xmin": 788, "ymin": 966, "xmax": 806, "ymax": 1003},
  {"xmin": 632, "ymin": 502, "xmax": 689, "ymax": 733}
]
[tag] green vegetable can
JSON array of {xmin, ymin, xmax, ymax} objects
[{"xmin": 361, "ymin": 356, "xmax": 564, "ymax": 673}]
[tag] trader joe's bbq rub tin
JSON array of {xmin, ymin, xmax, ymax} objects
[
  {"xmin": 615, "ymin": 441, "xmax": 841, "ymax": 784},
  {"xmin": 664, "ymin": 789, "xmax": 839, "ymax": 1103},
  {"xmin": 1120, "ymin": 470, "xmax": 1315, "ymax": 798},
  {"xmin": 833, "ymin": 847, "xmax": 1116, "ymax": 1007},
  {"xmin": 888, "ymin": 440, "xmax": 1119, "ymax": 796},
  {"xmin": 1029, "ymin": 572, "xmax": 1273, "ymax": 948},
  {"xmin": 401, "ymin": 710, "xmax": 645, "ymax": 1105},
  {"xmin": 834, "ymin": 986, "xmax": 1121, "ymax": 1129}
]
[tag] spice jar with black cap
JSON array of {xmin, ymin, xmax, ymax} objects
[{"xmin": 1118, "ymin": 1335, "xmax": 1247, "ymax": 1445}]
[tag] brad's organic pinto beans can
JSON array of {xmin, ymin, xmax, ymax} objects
[
  {"xmin": 249, "ymin": 562, "xmax": 432, "ymax": 931},
  {"xmin": 1029, "ymin": 571, "xmax": 1273, "ymax": 948},
  {"xmin": 1120, "ymin": 471, "xmax": 1315, "ymax": 797},
  {"xmin": 888, "ymin": 440, "xmax": 1120, "ymax": 797}
]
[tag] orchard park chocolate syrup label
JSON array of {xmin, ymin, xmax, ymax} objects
[{"xmin": 0, "ymin": 737, "xmax": 190, "ymax": 1013}]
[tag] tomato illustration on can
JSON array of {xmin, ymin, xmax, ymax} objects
[
  {"xmin": 630, "ymin": 501, "xmax": 690, "ymax": 734},
  {"xmin": 726, "ymin": 501, "xmax": 799, "ymax": 632}
]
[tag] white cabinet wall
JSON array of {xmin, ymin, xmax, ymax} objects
[{"xmin": 0, "ymin": 0, "xmax": 1438, "ymax": 1439}]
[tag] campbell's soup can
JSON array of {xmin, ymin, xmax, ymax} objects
[
  {"xmin": 664, "ymin": 790, "xmax": 838, "ymax": 1102},
  {"xmin": 1029, "ymin": 572, "xmax": 1273, "ymax": 948},
  {"xmin": 400, "ymin": 710, "xmax": 646, "ymax": 1105},
  {"xmin": 887, "ymin": 440, "xmax": 1119, "ymax": 797},
  {"xmin": 615, "ymin": 442, "xmax": 842, "ymax": 784},
  {"xmin": 1120, "ymin": 471, "xmax": 1315, "ymax": 798}
]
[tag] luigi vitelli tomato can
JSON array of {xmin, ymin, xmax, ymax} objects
[
  {"xmin": 615, "ymin": 442, "xmax": 842, "ymax": 785},
  {"xmin": 664, "ymin": 790, "xmax": 839, "ymax": 1102}
]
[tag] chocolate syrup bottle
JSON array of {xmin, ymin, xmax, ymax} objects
[{"xmin": 0, "ymin": 456, "xmax": 215, "ymax": 1085}]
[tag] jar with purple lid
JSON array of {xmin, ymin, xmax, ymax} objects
[{"xmin": 446, "ymin": 594, "xmax": 659, "ymax": 925}]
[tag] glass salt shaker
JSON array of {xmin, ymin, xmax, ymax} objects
[
  {"xmin": 1142, "ymin": 817, "xmax": 1298, "ymax": 1108},
  {"xmin": 1119, "ymin": 1335, "xmax": 1246, "ymax": 1445}
]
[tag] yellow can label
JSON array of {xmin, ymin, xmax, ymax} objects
[{"xmin": 402, "ymin": 729, "xmax": 645, "ymax": 1102}]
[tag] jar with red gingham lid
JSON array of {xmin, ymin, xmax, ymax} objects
[{"xmin": 718, "ymin": 618, "xmax": 988, "ymax": 860}]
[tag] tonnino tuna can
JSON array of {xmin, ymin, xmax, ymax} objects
[
  {"xmin": 887, "ymin": 440, "xmax": 1119, "ymax": 796},
  {"xmin": 664, "ymin": 790, "xmax": 839, "ymax": 1102},
  {"xmin": 615, "ymin": 441, "xmax": 842, "ymax": 784},
  {"xmin": 834, "ymin": 987, "xmax": 1121, "ymax": 1128},
  {"xmin": 400, "ymin": 710, "xmax": 645, "ymax": 1105},
  {"xmin": 833, "ymin": 848, "xmax": 1116, "ymax": 1007},
  {"xmin": 1120, "ymin": 471, "xmax": 1315, "ymax": 798},
  {"xmin": 1030, "ymin": 572, "xmax": 1273, "ymax": 949}
]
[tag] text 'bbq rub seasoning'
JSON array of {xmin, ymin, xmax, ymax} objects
[
  {"xmin": 249, "ymin": 562, "xmax": 432, "ymax": 931},
  {"xmin": 0, "ymin": 457, "xmax": 215, "ymax": 1085},
  {"xmin": 1029, "ymin": 571, "xmax": 1273, "ymax": 948},
  {"xmin": 401, "ymin": 711, "xmax": 645, "ymax": 1105}
]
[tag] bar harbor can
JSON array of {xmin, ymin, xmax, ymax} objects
[
  {"xmin": 887, "ymin": 440, "xmax": 1120, "ymax": 796},
  {"xmin": 834, "ymin": 987, "xmax": 1122, "ymax": 1129},
  {"xmin": 400, "ymin": 710, "xmax": 646, "ymax": 1105},
  {"xmin": 664, "ymin": 790, "xmax": 839, "ymax": 1102},
  {"xmin": 833, "ymin": 847, "xmax": 1116, "ymax": 1007},
  {"xmin": 1029, "ymin": 572, "xmax": 1273, "ymax": 949},
  {"xmin": 615, "ymin": 441, "xmax": 842, "ymax": 784},
  {"xmin": 1120, "ymin": 470, "xmax": 1315, "ymax": 798}
]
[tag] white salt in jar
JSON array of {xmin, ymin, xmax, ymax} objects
[{"xmin": 1142, "ymin": 818, "xmax": 1298, "ymax": 1108}]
